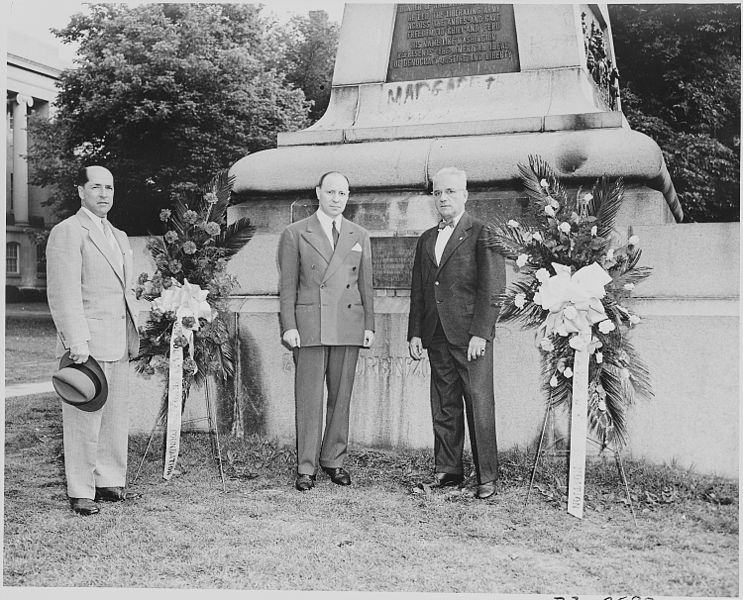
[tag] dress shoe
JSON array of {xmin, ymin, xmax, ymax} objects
[
  {"xmin": 95, "ymin": 486, "xmax": 126, "ymax": 502},
  {"xmin": 420, "ymin": 472, "xmax": 464, "ymax": 489},
  {"xmin": 476, "ymin": 480, "xmax": 497, "ymax": 499},
  {"xmin": 322, "ymin": 466, "xmax": 351, "ymax": 486},
  {"xmin": 295, "ymin": 473, "xmax": 316, "ymax": 491},
  {"xmin": 69, "ymin": 498, "xmax": 100, "ymax": 516}
]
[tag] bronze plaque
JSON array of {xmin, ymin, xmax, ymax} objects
[
  {"xmin": 387, "ymin": 4, "xmax": 520, "ymax": 82},
  {"xmin": 371, "ymin": 237, "xmax": 417, "ymax": 289}
]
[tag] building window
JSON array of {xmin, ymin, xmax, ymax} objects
[
  {"xmin": 36, "ymin": 244, "xmax": 46, "ymax": 277},
  {"xmin": 6, "ymin": 242, "xmax": 20, "ymax": 274}
]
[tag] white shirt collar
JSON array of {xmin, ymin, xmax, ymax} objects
[
  {"xmin": 315, "ymin": 209, "xmax": 341, "ymax": 231},
  {"xmin": 81, "ymin": 206, "xmax": 107, "ymax": 231},
  {"xmin": 439, "ymin": 211, "xmax": 464, "ymax": 230}
]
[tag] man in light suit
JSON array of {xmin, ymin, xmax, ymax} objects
[
  {"xmin": 408, "ymin": 166, "xmax": 505, "ymax": 500},
  {"xmin": 278, "ymin": 171, "xmax": 375, "ymax": 491},
  {"xmin": 47, "ymin": 165, "xmax": 140, "ymax": 515}
]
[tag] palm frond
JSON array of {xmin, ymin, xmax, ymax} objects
[
  {"xmin": 203, "ymin": 170, "xmax": 235, "ymax": 225},
  {"xmin": 608, "ymin": 266, "xmax": 653, "ymax": 290},
  {"xmin": 592, "ymin": 176, "xmax": 625, "ymax": 238},
  {"xmin": 215, "ymin": 217, "xmax": 256, "ymax": 259}
]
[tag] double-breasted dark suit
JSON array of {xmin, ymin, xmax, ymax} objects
[
  {"xmin": 408, "ymin": 211, "xmax": 505, "ymax": 484},
  {"xmin": 279, "ymin": 213, "xmax": 375, "ymax": 475}
]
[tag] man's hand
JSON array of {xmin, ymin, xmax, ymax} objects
[
  {"xmin": 69, "ymin": 342, "xmax": 90, "ymax": 365},
  {"xmin": 467, "ymin": 336, "xmax": 487, "ymax": 362},
  {"xmin": 282, "ymin": 329, "xmax": 301, "ymax": 348},
  {"xmin": 363, "ymin": 330, "xmax": 375, "ymax": 348},
  {"xmin": 409, "ymin": 336, "xmax": 424, "ymax": 360}
]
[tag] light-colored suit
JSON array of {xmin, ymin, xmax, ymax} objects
[
  {"xmin": 278, "ymin": 213, "xmax": 374, "ymax": 474},
  {"xmin": 47, "ymin": 208, "xmax": 140, "ymax": 498}
]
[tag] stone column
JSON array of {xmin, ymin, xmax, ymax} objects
[{"xmin": 12, "ymin": 93, "xmax": 34, "ymax": 226}]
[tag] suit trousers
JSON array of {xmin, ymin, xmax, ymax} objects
[
  {"xmin": 61, "ymin": 353, "xmax": 130, "ymax": 498},
  {"xmin": 427, "ymin": 320, "xmax": 499, "ymax": 484},
  {"xmin": 293, "ymin": 345, "xmax": 360, "ymax": 475}
]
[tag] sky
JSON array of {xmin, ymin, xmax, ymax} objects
[{"xmin": 4, "ymin": 0, "xmax": 349, "ymax": 62}]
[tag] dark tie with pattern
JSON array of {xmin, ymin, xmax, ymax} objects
[{"xmin": 332, "ymin": 220, "xmax": 340, "ymax": 248}]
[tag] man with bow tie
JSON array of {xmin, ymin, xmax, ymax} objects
[
  {"xmin": 407, "ymin": 166, "xmax": 505, "ymax": 500},
  {"xmin": 47, "ymin": 165, "xmax": 140, "ymax": 515},
  {"xmin": 278, "ymin": 171, "xmax": 375, "ymax": 491}
]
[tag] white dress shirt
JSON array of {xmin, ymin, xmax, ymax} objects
[
  {"xmin": 434, "ymin": 211, "xmax": 464, "ymax": 265},
  {"xmin": 81, "ymin": 206, "xmax": 122, "ymax": 267},
  {"xmin": 315, "ymin": 210, "xmax": 342, "ymax": 249}
]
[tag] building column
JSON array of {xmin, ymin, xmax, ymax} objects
[{"xmin": 12, "ymin": 93, "xmax": 34, "ymax": 226}]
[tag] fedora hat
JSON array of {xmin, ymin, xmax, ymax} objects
[{"xmin": 52, "ymin": 352, "xmax": 108, "ymax": 412}]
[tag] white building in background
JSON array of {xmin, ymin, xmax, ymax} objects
[{"xmin": 6, "ymin": 29, "xmax": 71, "ymax": 295}]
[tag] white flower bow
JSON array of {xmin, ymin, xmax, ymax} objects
[{"xmin": 152, "ymin": 278, "xmax": 214, "ymax": 331}]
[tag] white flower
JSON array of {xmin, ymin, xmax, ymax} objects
[
  {"xmin": 549, "ymin": 197, "xmax": 560, "ymax": 210},
  {"xmin": 544, "ymin": 205, "xmax": 556, "ymax": 217},
  {"xmin": 606, "ymin": 248, "xmax": 614, "ymax": 261},
  {"xmin": 598, "ymin": 398, "xmax": 607, "ymax": 411},
  {"xmin": 591, "ymin": 225, "xmax": 598, "ymax": 237},
  {"xmin": 629, "ymin": 314, "xmax": 641, "ymax": 325},
  {"xmin": 532, "ymin": 291, "xmax": 542, "ymax": 305},
  {"xmin": 595, "ymin": 351, "xmax": 603, "ymax": 363},
  {"xmin": 564, "ymin": 367, "xmax": 573, "ymax": 379},
  {"xmin": 623, "ymin": 283, "xmax": 635, "ymax": 291},
  {"xmin": 516, "ymin": 254, "xmax": 529, "ymax": 268},
  {"xmin": 559, "ymin": 222, "xmax": 571, "ymax": 234},
  {"xmin": 507, "ymin": 219, "xmax": 520, "ymax": 228},
  {"xmin": 514, "ymin": 293, "xmax": 526, "ymax": 309},
  {"xmin": 540, "ymin": 338, "xmax": 554, "ymax": 352},
  {"xmin": 584, "ymin": 193, "xmax": 594, "ymax": 202},
  {"xmin": 628, "ymin": 235, "xmax": 640, "ymax": 246},
  {"xmin": 598, "ymin": 319, "xmax": 616, "ymax": 334},
  {"xmin": 540, "ymin": 178, "xmax": 549, "ymax": 189},
  {"xmin": 532, "ymin": 232, "xmax": 543, "ymax": 243},
  {"xmin": 550, "ymin": 374, "xmax": 559, "ymax": 388},
  {"xmin": 535, "ymin": 268, "xmax": 550, "ymax": 283}
]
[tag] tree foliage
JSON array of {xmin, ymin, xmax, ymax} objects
[
  {"xmin": 610, "ymin": 4, "xmax": 740, "ymax": 222},
  {"xmin": 28, "ymin": 3, "xmax": 311, "ymax": 234}
]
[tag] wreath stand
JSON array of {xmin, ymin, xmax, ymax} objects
[
  {"xmin": 132, "ymin": 378, "xmax": 226, "ymax": 491},
  {"xmin": 522, "ymin": 400, "xmax": 638, "ymax": 527}
]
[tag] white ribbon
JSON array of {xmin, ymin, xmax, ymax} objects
[
  {"xmin": 534, "ymin": 262, "xmax": 612, "ymax": 519},
  {"xmin": 152, "ymin": 279, "xmax": 214, "ymax": 480}
]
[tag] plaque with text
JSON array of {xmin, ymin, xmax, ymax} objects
[
  {"xmin": 371, "ymin": 237, "xmax": 417, "ymax": 289},
  {"xmin": 387, "ymin": 3, "xmax": 520, "ymax": 82}
]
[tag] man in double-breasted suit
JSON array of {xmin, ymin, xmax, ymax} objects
[
  {"xmin": 408, "ymin": 166, "xmax": 505, "ymax": 500},
  {"xmin": 47, "ymin": 165, "xmax": 140, "ymax": 515},
  {"xmin": 278, "ymin": 171, "xmax": 375, "ymax": 491}
]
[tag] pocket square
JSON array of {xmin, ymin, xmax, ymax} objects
[{"xmin": 351, "ymin": 242, "xmax": 363, "ymax": 252}]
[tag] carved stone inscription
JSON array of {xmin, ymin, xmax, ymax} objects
[
  {"xmin": 371, "ymin": 237, "xmax": 417, "ymax": 289},
  {"xmin": 387, "ymin": 3, "xmax": 520, "ymax": 82}
]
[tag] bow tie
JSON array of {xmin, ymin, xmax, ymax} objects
[{"xmin": 438, "ymin": 220, "xmax": 454, "ymax": 230}]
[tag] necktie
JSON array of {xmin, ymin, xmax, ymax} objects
[{"xmin": 332, "ymin": 220, "xmax": 340, "ymax": 248}]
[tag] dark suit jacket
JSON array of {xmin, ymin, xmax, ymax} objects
[
  {"xmin": 407, "ymin": 212, "xmax": 504, "ymax": 347},
  {"xmin": 279, "ymin": 213, "xmax": 375, "ymax": 347}
]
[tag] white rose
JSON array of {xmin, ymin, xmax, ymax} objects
[
  {"xmin": 559, "ymin": 222, "xmax": 571, "ymax": 234},
  {"xmin": 516, "ymin": 254, "xmax": 529, "ymax": 268},
  {"xmin": 595, "ymin": 351, "xmax": 603, "ymax": 363},
  {"xmin": 540, "ymin": 178, "xmax": 549, "ymax": 189},
  {"xmin": 532, "ymin": 232, "xmax": 543, "ymax": 243},
  {"xmin": 598, "ymin": 320, "xmax": 616, "ymax": 334},
  {"xmin": 544, "ymin": 205, "xmax": 556, "ymax": 217},
  {"xmin": 550, "ymin": 374, "xmax": 559, "ymax": 388},
  {"xmin": 591, "ymin": 225, "xmax": 598, "ymax": 237},
  {"xmin": 540, "ymin": 338, "xmax": 554, "ymax": 352},
  {"xmin": 584, "ymin": 193, "xmax": 594, "ymax": 202},
  {"xmin": 514, "ymin": 293, "xmax": 526, "ymax": 309},
  {"xmin": 629, "ymin": 314, "xmax": 641, "ymax": 325},
  {"xmin": 606, "ymin": 248, "xmax": 615, "ymax": 261},
  {"xmin": 507, "ymin": 219, "xmax": 520, "ymax": 228},
  {"xmin": 623, "ymin": 283, "xmax": 635, "ymax": 291},
  {"xmin": 535, "ymin": 268, "xmax": 550, "ymax": 283},
  {"xmin": 628, "ymin": 235, "xmax": 640, "ymax": 246},
  {"xmin": 564, "ymin": 367, "xmax": 573, "ymax": 379}
]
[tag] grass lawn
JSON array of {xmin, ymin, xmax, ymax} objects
[
  {"xmin": 4, "ymin": 313, "xmax": 58, "ymax": 384},
  {"xmin": 4, "ymin": 392, "xmax": 738, "ymax": 595}
]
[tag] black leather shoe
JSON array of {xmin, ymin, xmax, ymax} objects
[
  {"xmin": 295, "ymin": 474, "xmax": 316, "ymax": 491},
  {"xmin": 322, "ymin": 466, "xmax": 351, "ymax": 486},
  {"xmin": 69, "ymin": 498, "xmax": 100, "ymax": 516},
  {"xmin": 420, "ymin": 472, "xmax": 464, "ymax": 489},
  {"xmin": 476, "ymin": 480, "xmax": 497, "ymax": 499},
  {"xmin": 95, "ymin": 486, "xmax": 126, "ymax": 502}
]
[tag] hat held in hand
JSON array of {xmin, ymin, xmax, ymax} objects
[{"xmin": 52, "ymin": 352, "xmax": 108, "ymax": 412}]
